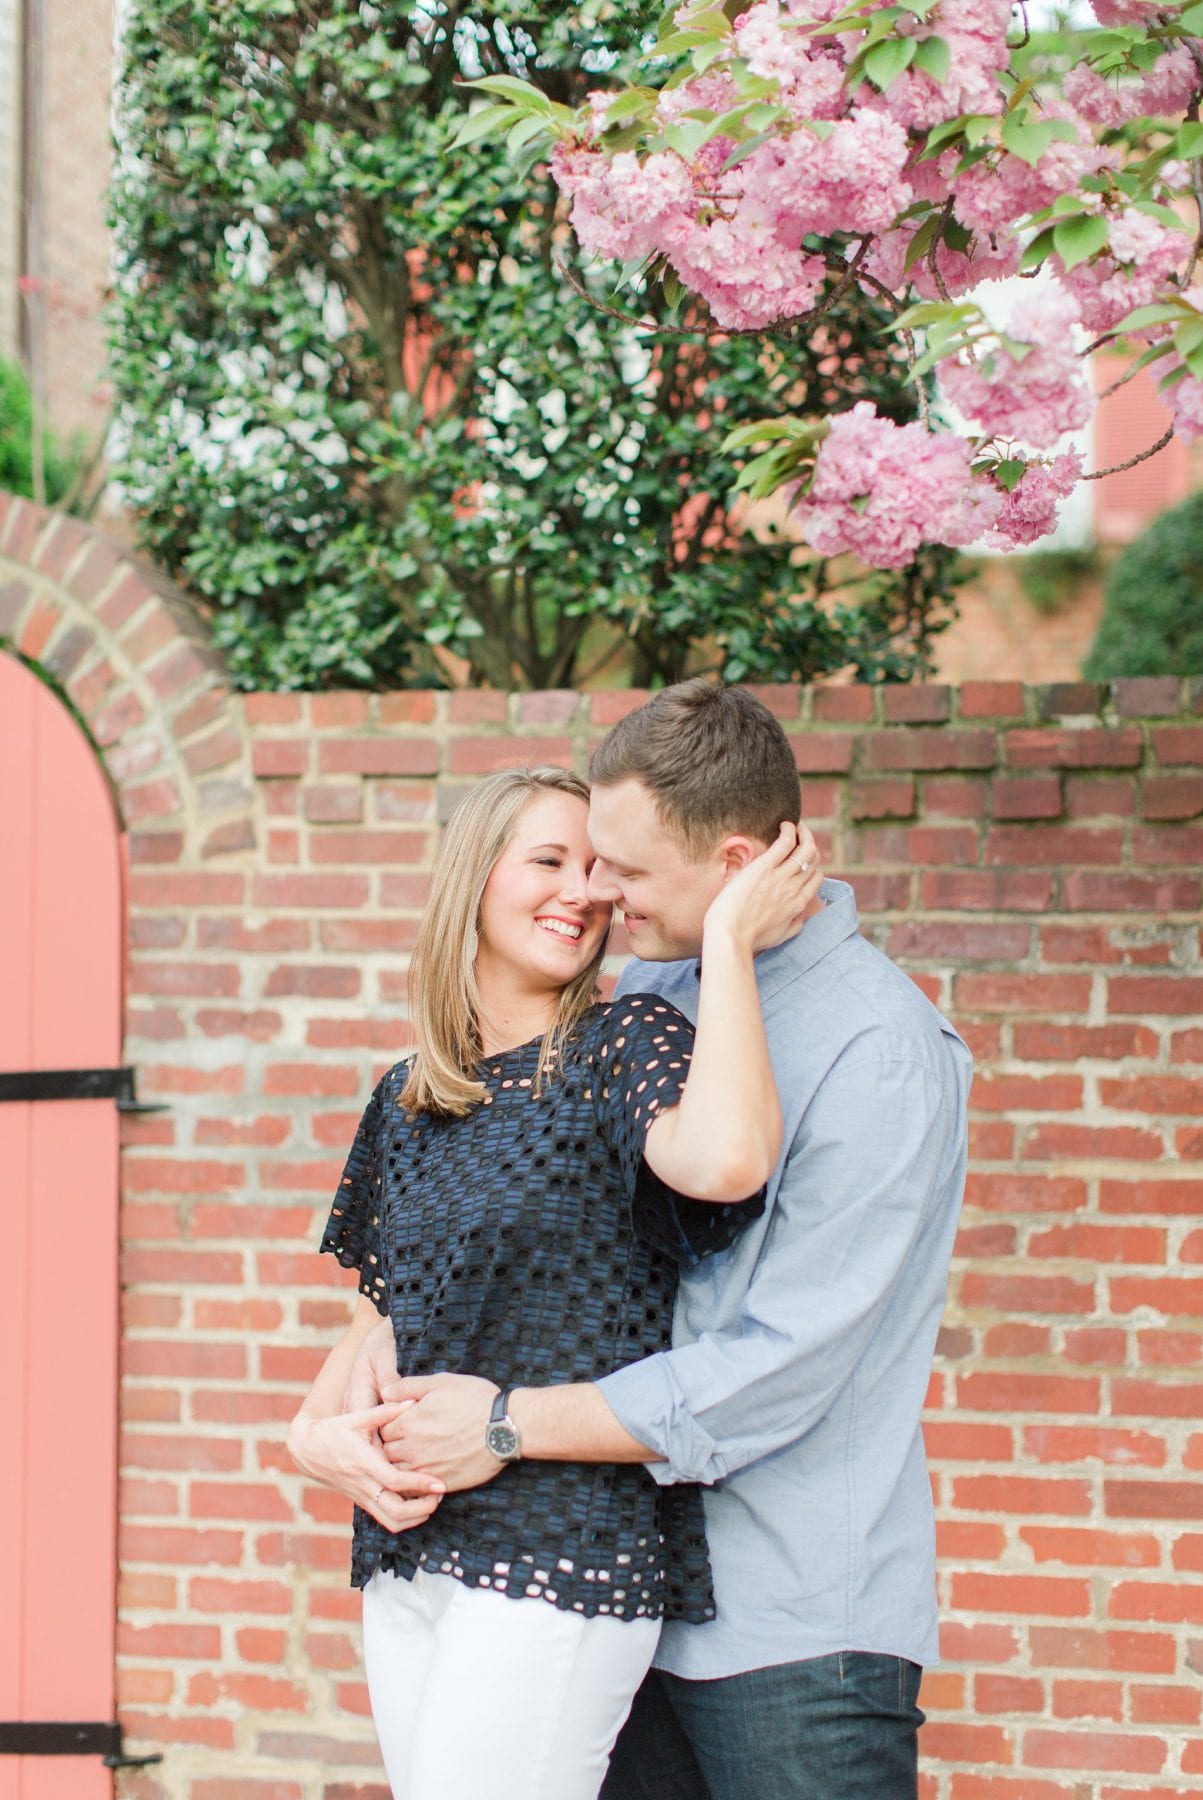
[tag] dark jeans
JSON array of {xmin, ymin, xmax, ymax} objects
[{"xmin": 602, "ymin": 1653, "xmax": 924, "ymax": 1800}]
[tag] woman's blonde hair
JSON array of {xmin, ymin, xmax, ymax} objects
[{"xmin": 400, "ymin": 766, "xmax": 607, "ymax": 1117}]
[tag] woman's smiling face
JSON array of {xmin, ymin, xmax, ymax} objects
[{"xmin": 475, "ymin": 790, "xmax": 612, "ymax": 997}]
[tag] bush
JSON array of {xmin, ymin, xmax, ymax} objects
[
  {"xmin": 0, "ymin": 357, "xmax": 81, "ymax": 505},
  {"xmin": 1085, "ymin": 492, "xmax": 1203, "ymax": 678},
  {"xmin": 110, "ymin": 1, "xmax": 960, "ymax": 691}
]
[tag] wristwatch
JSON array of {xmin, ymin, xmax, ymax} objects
[{"xmin": 484, "ymin": 1386, "xmax": 522, "ymax": 1463}]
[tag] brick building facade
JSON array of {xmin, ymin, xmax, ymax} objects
[{"xmin": 3, "ymin": 493, "xmax": 1203, "ymax": 1798}]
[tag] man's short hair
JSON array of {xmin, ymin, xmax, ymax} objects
[{"xmin": 589, "ymin": 678, "xmax": 803, "ymax": 859}]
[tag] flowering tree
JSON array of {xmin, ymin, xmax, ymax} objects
[{"xmin": 463, "ymin": 0, "xmax": 1203, "ymax": 568}]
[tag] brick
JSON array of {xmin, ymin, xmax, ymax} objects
[
  {"xmin": 1099, "ymin": 1179, "xmax": 1203, "ymax": 1219},
  {"xmin": 1172, "ymin": 1029, "xmax": 1203, "ymax": 1063},
  {"xmin": 1139, "ymin": 1328, "xmax": 1203, "ymax": 1363},
  {"xmin": 958, "ymin": 682, "xmax": 1026, "ymax": 719},
  {"xmin": 1024, "ymin": 1120, "xmax": 1163, "ymax": 1162},
  {"xmin": 974, "ymin": 1674, "xmax": 1044, "ymax": 1713},
  {"xmin": 784, "ymin": 731, "xmax": 856, "ymax": 775},
  {"xmin": 894, "ymin": 923, "xmax": 1030, "ymax": 962},
  {"xmin": 922, "ymin": 1721, "xmax": 1015, "ymax": 1764},
  {"xmin": 981, "ymin": 1321, "xmax": 1049, "ymax": 1357},
  {"xmin": 196, "ymin": 1008, "xmax": 283, "ymax": 1041},
  {"xmin": 189, "ymin": 1576, "xmax": 293, "ymax": 1614},
  {"xmin": 971, "ymin": 1073, "xmax": 1083, "ymax": 1112},
  {"xmin": 883, "ymin": 685, "xmax": 950, "ymax": 723},
  {"xmin": 1036, "ymin": 681, "xmax": 1104, "ymax": 718},
  {"xmin": 317, "ymin": 738, "xmax": 440, "ymax": 777},
  {"xmin": 1172, "ymin": 1534, "xmax": 1203, "ymax": 1569},
  {"xmin": 252, "ymin": 740, "xmax": 309, "ymax": 777},
  {"xmin": 190, "ymin": 1481, "xmax": 294, "ymax": 1522},
  {"xmin": 992, "ymin": 776, "xmax": 1062, "ymax": 819},
  {"xmin": 950, "ymin": 1572, "xmax": 1091, "ymax": 1617},
  {"xmin": 864, "ymin": 729, "xmax": 997, "ymax": 771},
  {"xmin": 263, "ymin": 964, "xmax": 361, "ymax": 999},
  {"xmin": 302, "ymin": 784, "xmax": 363, "ymax": 824},
  {"xmin": 1143, "ymin": 773, "xmax": 1203, "ymax": 819},
  {"xmin": 1008, "ymin": 727, "xmax": 1142, "ymax": 768},
  {"xmin": 1099, "ymin": 1076, "xmax": 1203, "ymax": 1115},
  {"xmin": 1112, "ymin": 1276, "xmax": 1203, "ymax": 1317},
  {"xmin": 920, "ymin": 778, "xmax": 988, "ymax": 818},
  {"xmin": 1063, "ymin": 870, "xmax": 1201, "ymax": 911},
  {"xmin": 1112, "ymin": 1378, "xmax": 1203, "ymax": 1418},
  {"xmin": 1109, "ymin": 975, "xmax": 1203, "ymax": 1015},
  {"xmin": 812, "ymin": 685, "xmax": 873, "ymax": 723},
  {"xmin": 1065, "ymin": 774, "xmax": 1136, "ymax": 818},
  {"xmin": 959, "ymin": 1271, "xmax": 1096, "ymax": 1315},
  {"xmin": 955, "ymin": 973, "xmax": 1091, "ymax": 1013},
  {"xmin": 1028, "ymin": 1626, "xmax": 1176, "ymax": 1674},
  {"xmin": 951, "ymin": 1475, "xmax": 1093, "ymax": 1516},
  {"xmin": 985, "ymin": 824, "xmax": 1124, "ymax": 866},
  {"xmin": 1049, "ymin": 1677, "xmax": 1126, "ymax": 1719},
  {"xmin": 448, "ymin": 734, "xmax": 571, "ymax": 774},
  {"xmin": 948, "ymin": 1780, "xmax": 1071, "ymax": 1800},
  {"xmin": 919, "ymin": 869, "xmax": 1054, "ymax": 910},
  {"xmin": 1112, "ymin": 676, "xmax": 1183, "ymax": 716},
  {"xmin": 1028, "ymin": 1223, "xmax": 1164, "ymax": 1264},
  {"xmin": 1024, "ymin": 1731, "xmax": 1166, "ymax": 1774},
  {"xmin": 1128, "ymin": 1683, "xmax": 1202, "ymax": 1725},
  {"xmin": 956, "ymin": 1372, "xmax": 1099, "ymax": 1413},
  {"xmin": 252, "ymin": 873, "xmax": 371, "ymax": 908},
  {"xmin": 923, "ymin": 1419, "xmax": 1014, "ymax": 1460},
  {"xmin": 235, "ymin": 1627, "xmax": 290, "ymax": 1662},
  {"xmin": 1105, "ymin": 1480, "xmax": 1203, "ymax": 1521},
  {"xmin": 117, "ymin": 1622, "xmax": 221, "ymax": 1659},
  {"xmin": 1022, "ymin": 1527, "xmax": 1161, "ymax": 1568},
  {"xmin": 938, "ymin": 1621, "xmax": 1020, "ymax": 1663},
  {"xmin": 1151, "ymin": 724, "xmax": 1203, "ymax": 762},
  {"xmin": 1134, "ymin": 823, "xmax": 1203, "ymax": 867},
  {"xmin": 1013, "ymin": 1022, "xmax": 1159, "ymax": 1061},
  {"xmin": 849, "ymin": 778, "xmax": 915, "ymax": 819},
  {"xmin": 309, "ymin": 829, "xmax": 426, "ymax": 865}
]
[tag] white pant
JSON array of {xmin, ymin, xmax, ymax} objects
[{"xmin": 361, "ymin": 1567, "xmax": 661, "ymax": 1800}]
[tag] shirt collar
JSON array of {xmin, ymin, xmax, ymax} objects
[{"xmin": 694, "ymin": 879, "xmax": 861, "ymax": 1001}]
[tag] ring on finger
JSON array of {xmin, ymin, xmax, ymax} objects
[{"xmin": 794, "ymin": 852, "xmax": 811, "ymax": 874}]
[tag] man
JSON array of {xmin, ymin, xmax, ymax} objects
[{"xmin": 345, "ymin": 680, "xmax": 971, "ymax": 1799}]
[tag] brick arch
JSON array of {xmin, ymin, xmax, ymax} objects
[{"xmin": 0, "ymin": 492, "xmax": 250, "ymax": 858}]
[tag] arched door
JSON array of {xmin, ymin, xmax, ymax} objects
[{"xmin": 0, "ymin": 654, "xmax": 123, "ymax": 1799}]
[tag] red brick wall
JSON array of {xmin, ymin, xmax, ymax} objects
[{"xmin": 2, "ymin": 494, "xmax": 1203, "ymax": 1799}]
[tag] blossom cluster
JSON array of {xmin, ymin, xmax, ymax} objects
[{"xmin": 538, "ymin": 0, "xmax": 1202, "ymax": 565}]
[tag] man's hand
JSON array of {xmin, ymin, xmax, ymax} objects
[
  {"xmin": 379, "ymin": 1373, "xmax": 504, "ymax": 1493},
  {"xmin": 342, "ymin": 1317, "xmax": 399, "ymax": 1413},
  {"xmin": 287, "ymin": 1402, "xmax": 446, "ymax": 1533}
]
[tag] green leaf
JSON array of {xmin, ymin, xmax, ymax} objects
[
  {"xmin": 1131, "ymin": 198, "xmax": 1194, "ymax": 232},
  {"xmin": 1001, "ymin": 112, "xmax": 1079, "ymax": 167},
  {"xmin": 1052, "ymin": 212, "xmax": 1109, "ymax": 271},
  {"xmin": 912, "ymin": 35, "xmax": 950, "ymax": 84},
  {"xmin": 1176, "ymin": 0, "xmax": 1203, "ymax": 32},
  {"xmin": 993, "ymin": 458, "xmax": 1027, "ymax": 493},
  {"xmin": 863, "ymin": 36, "xmax": 917, "ymax": 90},
  {"xmin": 1173, "ymin": 317, "xmax": 1203, "ymax": 358},
  {"xmin": 902, "ymin": 211, "xmax": 942, "ymax": 273},
  {"xmin": 465, "ymin": 75, "xmax": 552, "ymax": 112},
  {"xmin": 1116, "ymin": 301, "xmax": 1192, "ymax": 332},
  {"xmin": 1019, "ymin": 225, "xmax": 1056, "ymax": 273},
  {"xmin": 1176, "ymin": 120, "xmax": 1203, "ymax": 159},
  {"xmin": 450, "ymin": 104, "xmax": 519, "ymax": 151}
]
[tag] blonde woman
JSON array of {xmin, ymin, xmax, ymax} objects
[{"xmin": 288, "ymin": 766, "xmax": 820, "ymax": 1800}]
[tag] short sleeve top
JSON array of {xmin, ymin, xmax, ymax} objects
[{"xmin": 320, "ymin": 995, "xmax": 758, "ymax": 1622}]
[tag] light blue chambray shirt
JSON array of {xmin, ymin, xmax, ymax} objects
[{"xmin": 602, "ymin": 879, "xmax": 971, "ymax": 1679}]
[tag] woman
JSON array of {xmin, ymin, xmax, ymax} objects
[{"xmin": 288, "ymin": 766, "xmax": 819, "ymax": 1799}]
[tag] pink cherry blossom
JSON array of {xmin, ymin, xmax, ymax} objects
[
  {"xmin": 553, "ymin": 147, "xmax": 696, "ymax": 265},
  {"xmin": 733, "ymin": 1, "xmax": 848, "ymax": 118},
  {"xmin": 1169, "ymin": 373, "xmax": 1203, "ymax": 444},
  {"xmin": 1064, "ymin": 44, "xmax": 1198, "ymax": 124},
  {"xmin": 981, "ymin": 449, "xmax": 1085, "ymax": 550},
  {"xmin": 790, "ymin": 402, "xmax": 1001, "ymax": 567},
  {"xmin": 1056, "ymin": 210, "xmax": 1189, "ymax": 334},
  {"xmin": 880, "ymin": 0, "xmax": 1013, "ymax": 129},
  {"xmin": 773, "ymin": 109, "xmax": 913, "ymax": 241},
  {"xmin": 938, "ymin": 286, "xmax": 1093, "ymax": 449},
  {"xmin": 1089, "ymin": 0, "xmax": 1165, "ymax": 21}
]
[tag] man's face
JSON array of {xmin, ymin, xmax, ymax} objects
[{"xmin": 586, "ymin": 779, "xmax": 729, "ymax": 962}]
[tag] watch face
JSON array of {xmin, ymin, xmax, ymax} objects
[{"xmin": 486, "ymin": 1421, "xmax": 520, "ymax": 1461}]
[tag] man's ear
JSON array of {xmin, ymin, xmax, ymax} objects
[{"xmin": 717, "ymin": 834, "xmax": 763, "ymax": 876}]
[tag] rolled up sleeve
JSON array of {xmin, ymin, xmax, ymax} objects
[{"xmin": 599, "ymin": 1047, "xmax": 966, "ymax": 1486}]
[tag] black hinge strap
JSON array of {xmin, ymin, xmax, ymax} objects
[
  {"xmin": 0, "ymin": 1720, "xmax": 162, "ymax": 1765},
  {"xmin": 0, "ymin": 1067, "xmax": 166, "ymax": 1113}
]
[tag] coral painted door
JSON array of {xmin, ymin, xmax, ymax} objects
[{"xmin": 0, "ymin": 655, "xmax": 122, "ymax": 1799}]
